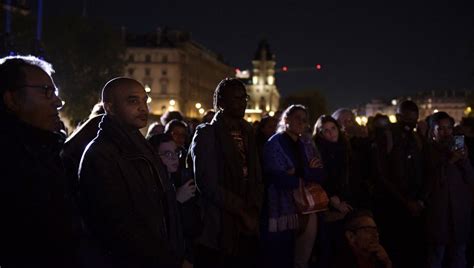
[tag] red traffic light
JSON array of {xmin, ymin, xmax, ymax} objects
[
  {"xmin": 282, "ymin": 66, "xmax": 288, "ymax": 72},
  {"xmin": 316, "ymin": 64, "xmax": 322, "ymax": 70}
]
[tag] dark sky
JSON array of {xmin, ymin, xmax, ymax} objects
[{"xmin": 44, "ymin": 0, "xmax": 474, "ymax": 109}]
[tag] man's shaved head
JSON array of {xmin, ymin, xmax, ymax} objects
[
  {"xmin": 101, "ymin": 77, "xmax": 143, "ymax": 104},
  {"xmin": 101, "ymin": 77, "xmax": 149, "ymax": 129}
]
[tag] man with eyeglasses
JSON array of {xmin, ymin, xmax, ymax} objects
[
  {"xmin": 79, "ymin": 77, "xmax": 182, "ymax": 267},
  {"xmin": 331, "ymin": 210, "xmax": 392, "ymax": 268},
  {"xmin": 190, "ymin": 78, "xmax": 262, "ymax": 268},
  {"xmin": 0, "ymin": 55, "xmax": 80, "ymax": 267}
]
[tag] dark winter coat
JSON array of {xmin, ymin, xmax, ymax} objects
[
  {"xmin": 79, "ymin": 115, "xmax": 182, "ymax": 267},
  {"xmin": 0, "ymin": 114, "xmax": 80, "ymax": 268}
]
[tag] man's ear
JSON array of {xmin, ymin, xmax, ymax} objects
[
  {"xmin": 103, "ymin": 101, "xmax": 114, "ymax": 115},
  {"xmin": 3, "ymin": 90, "xmax": 22, "ymax": 113},
  {"xmin": 345, "ymin": 230, "xmax": 355, "ymax": 243}
]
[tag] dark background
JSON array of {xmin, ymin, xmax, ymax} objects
[{"xmin": 43, "ymin": 0, "xmax": 474, "ymax": 110}]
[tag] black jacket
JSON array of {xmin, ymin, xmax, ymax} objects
[
  {"xmin": 0, "ymin": 114, "xmax": 80, "ymax": 268},
  {"xmin": 79, "ymin": 115, "xmax": 181, "ymax": 267}
]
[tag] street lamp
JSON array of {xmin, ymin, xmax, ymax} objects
[
  {"xmin": 195, "ymin": 103, "xmax": 202, "ymax": 109},
  {"xmin": 169, "ymin": 99, "xmax": 176, "ymax": 106}
]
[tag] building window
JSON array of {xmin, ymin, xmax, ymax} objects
[
  {"xmin": 162, "ymin": 55, "xmax": 168, "ymax": 63},
  {"xmin": 128, "ymin": 54, "xmax": 134, "ymax": 62},
  {"xmin": 128, "ymin": 68, "xmax": 134, "ymax": 76},
  {"xmin": 162, "ymin": 69, "xmax": 167, "ymax": 75},
  {"xmin": 145, "ymin": 68, "xmax": 151, "ymax": 76},
  {"xmin": 145, "ymin": 54, "xmax": 151, "ymax": 63},
  {"xmin": 160, "ymin": 77, "xmax": 169, "ymax": 94}
]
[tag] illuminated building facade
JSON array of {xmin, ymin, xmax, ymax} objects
[
  {"xmin": 125, "ymin": 28, "xmax": 234, "ymax": 118},
  {"xmin": 238, "ymin": 40, "xmax": 280, "ymax": 121}
]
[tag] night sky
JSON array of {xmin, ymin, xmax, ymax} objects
[{"xmin": 44, "ymin": 1, "xmax": 474, "ymax": 110}]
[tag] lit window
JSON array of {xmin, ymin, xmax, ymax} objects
[
  {"xmin": 267, "ymin": 76, "xmax": 274, "ymax": 85},
  {"xmin": 252, "ymin": 76, "xmax": 258, "ymax": 85}
]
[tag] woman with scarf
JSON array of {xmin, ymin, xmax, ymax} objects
[
  {"xmin": 261, "ymin": 104, "xmax": 326, "ymax": 268},
  {"xmin": 313, "ymin": 115, "xmax": 354, "ymax": 268}
]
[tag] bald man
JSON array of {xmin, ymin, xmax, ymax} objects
[{"xmin": 79, "ymin": 77, "xmax": 182, "ymax": 268}]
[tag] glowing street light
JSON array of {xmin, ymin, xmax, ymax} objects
[
  {"xmin": 147, "ymin": 96, "xmax": 152, "ymax": 104},
  {"xmin": 389, "ymin": 115, "xmax": 397, "ymax": 123},
  {"xmin": 198, "ymin": 108, "xmax": 205, "ymax": 114},
  {"xmin": 169, "ymin": 99, "xmax": 176, "ymax": 106},
  {"xmin": 145, "ymin": 85, "xmax": 151, "ymax": 93},
  {"xmin": 195, "ymin": 103, "xmax": 202, "ymax": 109}
]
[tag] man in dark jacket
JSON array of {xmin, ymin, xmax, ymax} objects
[
  {"xmin": 190, "ymin": 78, "xmax": 263, "ymax": 268},
  {"xmin": 0, "ymin": 56, "xmax": 80, "ymax": 267},
  {"xmin": 373, "ymin": 100, "xmax": 426, "ymax": 268},
  {"xmin": 79, "ymin": 77, "xmax": 182, "ymax": 267}
]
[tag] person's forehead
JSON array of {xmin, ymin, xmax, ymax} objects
[
  {"xmin": 116, "ymin": 82, "xmax": 145, "ymax": 97},
  {"xmin": 22, "ymin": 66, "xmax": 53, "ymax": 84},
  {"xmin": 159, "ymin": 141, "xmax": 177, "ymax": 151},
  {"xmin": 224, "ymin": 86, "xmax": 246, "ymax": 96},
  {"xmin": 354, "ymin": 216, "xmax": 376, "ymax": 227}
]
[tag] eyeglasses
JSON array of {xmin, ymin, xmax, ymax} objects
[
  {"xmin": 159, "ymin": 150, "xmax": 182, "ymax": 159},
  {"xmin": 349, "ymin": 225, "xmax": 378, "ymax": 234},
  {"xmin": 15, "ymin": 84, "xmax": 58, "ymax": 99}
]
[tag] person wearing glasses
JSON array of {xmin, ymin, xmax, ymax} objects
[
  {"xmin": 0, "ymin": 55, "xmax": 80, "ymax": 267},
  {"xmin": 149, "ymin": 133, "xmax": 199, "ymax": 268},
  {"xmin": 79, "ymin": 77, "xmax": 182, "ymax": 267},
  {"xmin": 190, "ymin": 78, "xmax": 263, "ymax": 268},
  {"xmin": 331, "ymin": 210, "xmax": 392, "ymax": 268}
]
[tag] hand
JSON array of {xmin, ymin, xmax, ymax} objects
[
  {"xmin": 239, "ymin": 209, "xmax": 258, "ymax": 234},
  {"xmin": 336, "ymin": 201, "xmax": 353, "ymax": 214},
  {"xmin": 287, "ymin": 168, "xmax": 296, "ymax": 175},
  {"xmin": 309, "ymin": 157, "xmax": 323, "ymax": 168},
  {"xmin": 182, "ymin": 259, "xmax": 193, "ymax": 268},
  {"xmin": 368, "ymin": 243, "xmax": 392, "ymax": 268},
  {"xmin": 406, "ymin": 200, "xmax": 423, "ymax": 216},
  {"xmin": 176, "ymin": 180, "xmax": 197, "ymax": 203},
  {"xmin": 449, "ymin": 149, "xmax": 466, "ymax": 164}
]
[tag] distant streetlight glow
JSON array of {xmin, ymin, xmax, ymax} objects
[
  {"xmin": 145, "ymin": 85, "xmax": 151, "ymax": 93},
  {"xmin": 195, "ymin": 103, "xmax": 202, "ymax": 109},
  {"xmin": 269, "ymin": 111, "xmax": 275, "ymax": 117},
  {"xmin": 316, "ymin": 64, "xmax": 322, "ymax": 70},
  {"xmin": 169, "ymin": 99, "xmax": 176, "ymax": 106},
  {"xmin": 389, "ymin": 115, "xmax": 397, "ymax": 123},
  {"xmin": 147, "ymin": 96, "xmax": 152, "ymax": 104},
  {"xmin": 198, "ymin": 108, "xmax": 205, "ymax": 114},
  {"xmin": 282, "ymin": 66, "xmax": 288, "ymax": 72}
]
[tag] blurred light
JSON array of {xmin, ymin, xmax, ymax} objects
[
  {"xmin": 147, "ymin": 96, "xmax": 152, "ymax": 104},
  {"xmin": 247, "ymin": 117, "xmax": 252, "ymax": 122},
  {"xmin": 235, "ymin": 68, "xmax": 241, "ymax": 73},
  {"xmin": 282, "ymin": 66, "xmax": 288, "ymax": 72},
  {"xmin": 465, "ymin": 106, "xmax": 472, "ymax": 115},
  {"xmin": 169, "ymin": 99, "xmax": 176, "ymax": 106},
  {"xmin": 389, "ymin": 115, "xmax": 397, "ymax": 123},
  {"xmin": 252, "ymin": 76, "xmax": 258, "ymax": 85},
  {"xmin": 269, "ymin": 111, "xmax": 275, "ymax": 117},
  {"xmin": 195, "ymin": 103, "xmax": 202, "ymax": 109},
  {"xmin": 198, "ymin": 108, "xmax": 205, "ymax": 114},
  {"xmin": 355, "ymin": 116, "xmax": 362, "ymax": 125},
  {"xmin": 145, "ymin": 85, "xmax": 151, "ymax": 93},
  {"xmin": 267, "ymin": 75, "xmax": 274, "ymax": 85},
  {"xmin": 316, "ymin": 64, "xmax": 322, "ymax": 70},
  {"xmin": 266, "ymin": 105, "xmax": 270, "ymax": 112},
  {"xmin": 391, "ymin": 99, "xmax": 397, "ymax": 106},
  {"xmin": 169, "ymin": 106, "xmax": 175, "ymax": 111},
  {"xmin": 433, "ymin": 109, "xmax": 439, "ymax": 113},
  {"xmin": 61, "ymin": 100, "xmax": 66, "ymax": 106},
  {"xmin": 361, "ymin": 116, "xmax": 368, "ymax": 125}
]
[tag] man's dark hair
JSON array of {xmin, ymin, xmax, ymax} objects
[
  {"xmin": 428, "ymin": 111, "xmax": 454, "ymax": 131},
  {"xmin": 160, "ymin": 111, "xmax": 184, "ymax": 126},
  {"xmin": 164, "ymin": 119, "xmax": 188, "ymax": 134},
  {"xmin": 213, "ymin": 77, "xmax": 246, "ymax": 111},
  {"xmin": 0, "ymin": 55, "xmax": 54, "ymax": 112},
  {"xmin": 397, "ymin": 100, "xmax": 419, "ymax": 115},
  {"xmin": 344, "ymin": 209, "xmax": 375, "ymax": 231}
]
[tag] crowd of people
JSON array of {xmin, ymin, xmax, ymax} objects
[{"xmin": 1, "ymin": 55, "xmax": 473, "ymax": 268}]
